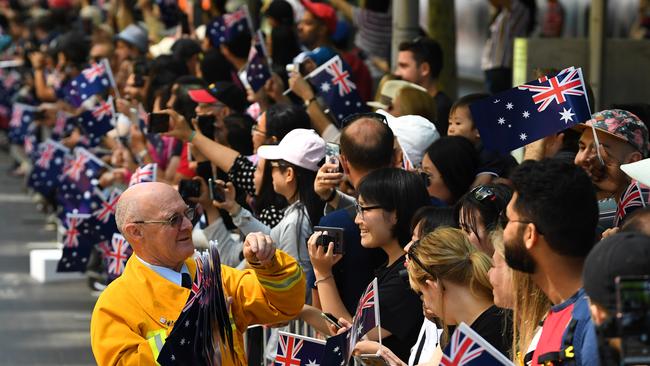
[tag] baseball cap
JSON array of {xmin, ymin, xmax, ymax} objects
[
  {"xmin": 188, "ymin": 82, "xmax": 248, "ymax": 113},
  {"xmin": 377, "ymin": 109, "xmax": 440, "ymax": 167},
  {"xmin": 368, "ymin": 80, "xmax": 427, "ymax": 110},
  {"xmin": 583, "ymin": 231, "xmax": 650, "ymax": 312},
  {"xmin": 575, "ymin": 109, "xmax": 649, "ymax": 158},
  {"xmin": 257, "ymin": 129, "xmax": 326, "ymax": 171},
  {"xmin": 300, "ymin": 0, "xmax": 337, "ymax": 35},
  {"xmin": 115, "ymin": 24, "xmax": 149, "ymax": 54}
]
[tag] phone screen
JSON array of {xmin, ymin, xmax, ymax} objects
[
  {"xmin": 148, "ymin": 113, "xmax": 170, "ymax": 133},
  {"xmin": 616, "ymin": 276, "xmax": 650, "ymax": 363},
  {"xmin": 197, "ymin": 115, "xmax": 216, "ymax": 138}
]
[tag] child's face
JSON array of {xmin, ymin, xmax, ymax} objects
[{"xmin": 447, "ymin": 106, "xmax": 480, "ymax": 144}]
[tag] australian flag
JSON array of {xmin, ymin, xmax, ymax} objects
[
  {"xmin": 306, "ymin": 55, "xmax": 368, "ymax": 126},
  {"xmin": 274, "ymin": 331, "xmax": 326, "ymax": 366},
  {"xmin": 27, "ymin": 139, "xmax": 70, "ymax": 197},
  {"xmin": 470, "ymin": 67, "xmax": 591, "ymax": 153},
  {"xmin": 60, "ymin": 147, "xmax": 106, "ymax": 193},
  {"xmin": 245, "ymin": 31, "xmax": 271, "ymax": 92},
  {"xmin": 351, "ymin": 278, "xmax": 380, "ymax": 341},
  {"xmin": 129, "ymin": 163, "xmax": 157, "ymax": 186},
  {"xmin": 614, "ymin": 180, "xmax": 649, "ymax": 227},
  {"xmin": 8, "ymin": 103, "xmax": 36, "ymax": 144},
  {"xmin": 76, "ymin": 98, "xmax": 115, "ymax": 147},
  {"xmin": 206, "ymin": 6, "xmax": 251, "ymax": 48},
  {"xmin": 158, "ymin": 242, "xmax": 235, "ymax": 366},
  {"xmin": 57, "ymin": 212, "xmax": 95, "ymax": 272},
  {"xmin": 440, "ymin": 323, "xmax": 514, "ymax": 366},
  {"xmin": 63, "ymin": 59, "xmax": 113, "ymax": 107},
  {"xmin": 98, "ymin": 233, "xmax": 132, "ymax": 281}
]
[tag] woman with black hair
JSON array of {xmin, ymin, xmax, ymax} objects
[
  {"xmin": 421, "ymin": 136, "xmax": 479, "ymax": 206},
  {"xmin": 454, "ymin": 184, "xmax": 513, "ymax": 256},
  {"xmin": 309, "ymin": 168, "xmax": 429, "ymax": 362}
]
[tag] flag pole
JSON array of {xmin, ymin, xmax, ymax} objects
[{"xmin": 101, "ymin": 58, "xmax": 121, "ymax": 100}]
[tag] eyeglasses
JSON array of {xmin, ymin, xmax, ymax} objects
[
  {"xmin": 354, "ymin": 201, "xmax": 384, "ymax": 220},
  {"xmin": 132, "ymin": 207, "xmax": 195, "ymax": 229},
  {"xmin": 269, "ymin": 160, "xmax": 290, "ymax": 170},
  {"xmin": 472, "ymin": 186, "xmax": 496, "ymax": 202},
  {"xmin": 251, "ymin": 125, "xmax": 267, "ymax": 136},
  {"xmin": 341, "ymin": 112, "xmax": 388, "ymax": 128},
  {"xmin": 498, "ymin": 210, "xmax": 533, "ymax": 230}
]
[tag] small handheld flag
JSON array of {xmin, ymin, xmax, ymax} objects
[{"xmin": 440, "ymin": 322, "xmax": 514, "ymax": 366}]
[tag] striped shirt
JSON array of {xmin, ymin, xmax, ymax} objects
[
  {"xmin": 352, "ymin": 6, "xmax": 392, "ymax": 60},
  {"xmin": 481, "ymin": 0, "xmax": 531, "ymax": 70}
]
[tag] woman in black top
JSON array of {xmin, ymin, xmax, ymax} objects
[
  {"xmin": 406, "ymin": 227, "xmax": 512, "ymax": 362},
  {"xmin": 308, "ymin": 168, "xmax": 430, "ymax": 362}
]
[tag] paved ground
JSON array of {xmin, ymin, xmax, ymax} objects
[{"xmin": 0, "ymin": 152, "xmax": 96, "ymax": 365}]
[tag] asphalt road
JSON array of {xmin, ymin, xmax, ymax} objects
[{"xmin": 0, "ymin": 151, "xmax": 96, "ymax": 365}]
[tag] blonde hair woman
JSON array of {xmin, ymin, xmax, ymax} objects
[
  {"xmin": 407, "ymin": 227, "xmax": 512, "ymax": 362},
  {"xmin": 489, "ymin": 229, "xmax": 551, "ymax": 365}
]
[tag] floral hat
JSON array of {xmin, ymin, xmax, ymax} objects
[{"xmin": 576, "ymin": 109, "xmax": 649, "ymax": 158}]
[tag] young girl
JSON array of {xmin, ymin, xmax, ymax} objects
[{"xmin": 447, "ymin": 94, "xmax": 518, "ymax": 186}]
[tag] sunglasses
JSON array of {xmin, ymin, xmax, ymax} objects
[
  {"xmin": 407, "ymin": 240, "xmax": 438, "ymax": 280},
  {"xmin": 471, "ymin": 186, "xmax": 496, "ymax": 202}
]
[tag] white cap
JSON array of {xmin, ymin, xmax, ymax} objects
[
  {"xmin": 257, "ymin": 129, "xmax": 326, "ymax": 171},
  {"xmin": 377, "ymin": 109, "xmax": 440, "ymax": 167},
  {"xmin": 621, "ymin": 158, "xmax": 650, "ymax": 186}
]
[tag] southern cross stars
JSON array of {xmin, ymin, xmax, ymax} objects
[
  {"xmin": 519, "ymin": 133, "xmax": 528, "ymax": 141},
  {"xmin": 321, "ymin": 82, "xmax": 331, "ymax": 92},
  {"xmin": 559, "ymin": 107, "xmax": 575, "ymax": 123},
  {"xmin": 522, "ymin": 111, "xmax": 530, "ymax": 118},
  {"xmin": 497, "ymin": 117, "xmax": 506, "ymax": 125},
  {"xmin": 505, "ymin": 102, "xmax": 514, "ymax": 110}
]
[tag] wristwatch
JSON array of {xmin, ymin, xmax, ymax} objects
[{"xmin": 304, "ymin": 97, "xmax": 316, "ymax": 108}]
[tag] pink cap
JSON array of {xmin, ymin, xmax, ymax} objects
[{"xmin": 257, "ymin": 129, "xmax": 326, "ymax": 171}]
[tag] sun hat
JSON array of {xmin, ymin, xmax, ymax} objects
[
  {"xmin": 574, "ymin": 109, "xmax": 649, "ymax": 158},
  {"xmin": 368, "ymin": 80, "xmax": 427, "ymax": 110}
]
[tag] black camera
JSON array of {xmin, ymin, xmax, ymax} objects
[
  {"xmin": 148, "ymin": 113, "xmax": 170, "ymax": 133},
  {"xmin": 197, "ymin": 115, "xmax": 216, "ymax": 139},
  {"xmin": 313, "ymin": 226, "xmax": 345, "ymax": 255},
  {"xmin": 208, "ymin": 178, "xmax": 225, "ymax": 203},
  {"xmin": 616, "ymin": 276, "xmax": 650, "ymax": 365},
  {"xmin": 133, "ymin": 59, "xmax": 149, "ymax": 87},
  {"xmin": 178, "ymin": 179, "xmax": 201, "ymax": 199}
]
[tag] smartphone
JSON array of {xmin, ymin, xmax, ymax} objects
[
  {"xmin": 178, "ymin": 179, "xmax": 201, "ymax": 199},
  {"xmin": 208, "ymin": 178, "xmax": 225, "ymax": 203},
  {"xmin": 616, "ymin": 275, "xmax": 650, "ymax": 365},
  {"xmin": 197, "ymin": 114, "xmax": 216, "ymax": 139},
  {"xmin": 313, "ymin": 226, "xmax": 345, "ymax": 255},
  {"xmin": 133, "ymin": 59, "xmax": 148, "ymax": 87},
  {"xmin": 354, "ymin": 354, "xmax": 390, "ymax": 366},
  {"xmin": 325, "ymin": 142, "xmax": 340, "ymax": 173},
  {"xmin": 320, "ymin": 312, "xmax": 342, "ymax": 330},
  {"xmin": 148, "ymin": 113, "xmax": 170, "ymax": 133}
]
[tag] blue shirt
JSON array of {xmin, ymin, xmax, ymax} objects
[{"xmin": 136, "ymin": 255, "xmax": 190, "ymax": 287}]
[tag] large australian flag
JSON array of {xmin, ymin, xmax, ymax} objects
[
  {"xmin": 306, "ymin": 55, "xmax": 368, "ymax": 126},
  {"xmin": 470, "ymin": 67, "xmax": 591, "ymax": 153},
  {"xmin": 440, "ymin": 322, "xmax": 514, "ymax": 365}
]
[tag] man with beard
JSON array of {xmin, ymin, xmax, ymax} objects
[
  {"xmin": 573, "ymin": 109, "xmax": 649, "ymax": 232},
  {"xmin": 502, "ymin": 159, "xmax": 600, "ymax": 366}
]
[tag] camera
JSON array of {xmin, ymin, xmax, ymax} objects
[
  {"xmin": 148, "ymin": 113, "xmax": 170, "ymax": 133},
  {"xmin": 208, "ymin": 178, "xmax": 225, "ymax": 203},
  {"xmin": 615, "ymin": 276, "xmax": 650, "ymax": 365},
  {"xmin": 197, "ymin": 115, "xmax": 216, "ymax": 139},
  {"xmin": 178, "ymin": 179, "xmax": 201, "ymax": 199},
  {"xmin": 313, "ymin": 226, "xmax": 345, "ymax": 255},
  {"xmin": 133, "ymin": 59, "xmax": 149, "ymax": 87}
]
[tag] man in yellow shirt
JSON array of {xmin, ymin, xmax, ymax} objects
[{"xmin": 90, "ymin": 182, "xmax": 305, "ymax": 365}]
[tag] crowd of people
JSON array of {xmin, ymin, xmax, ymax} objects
[{"xmin": 1, "ymin": 0, "xmax": 650, "ymax": 365}]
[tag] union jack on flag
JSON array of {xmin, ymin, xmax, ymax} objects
[
  {"xmin": 518, "ymin": 67, "xmax": 585, "ymax": 112},
  {"xmin": 82, "ymin": 62, "xmax": 106, "ymax": 83},
  {"xmin": 63, "ymin": 212, "xmax": 91, "ymax": 248},
  {"xmin": 62, "ymin": 152, "xmax": 89, "ymax": 182},
  {"xmin": 275, "ymin": 332, "xmax": 325, "ymax": 366},
  {"xmin": 614, "ymin": 180, "xmax": 649, "ymax": 227},
  {"xmin": 470, "ymin": 66, "xmax": 591, "ymax": 153},
  {"xmin": 92, "ymin": 188, "xmax": 121, "ymax": 224},
  {"xmin": 102, "ymin": 233, "xmax": 132, "ymax": 277},
  {"xmin": 440, "ymin": 323, "xmax": 514, "ymax": 366},
  {"xmin": 91, "ymin": 96, "xmax": 114, "ymax": 122},
  {"xmin": 325, "ymin": 56, "xmax": 356, "ymax": 97},
  {"xmin": 129, "ymin": 163, "xmax": 157, "ymax": 186}
]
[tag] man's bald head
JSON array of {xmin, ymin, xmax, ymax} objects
[
  {"xmin": 115, "ymin": 182, "xmax": 181, "ymax": 233},
  {"xmin": 340, "ymin": 117, "xmax": 395, "ymax": 172}
]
